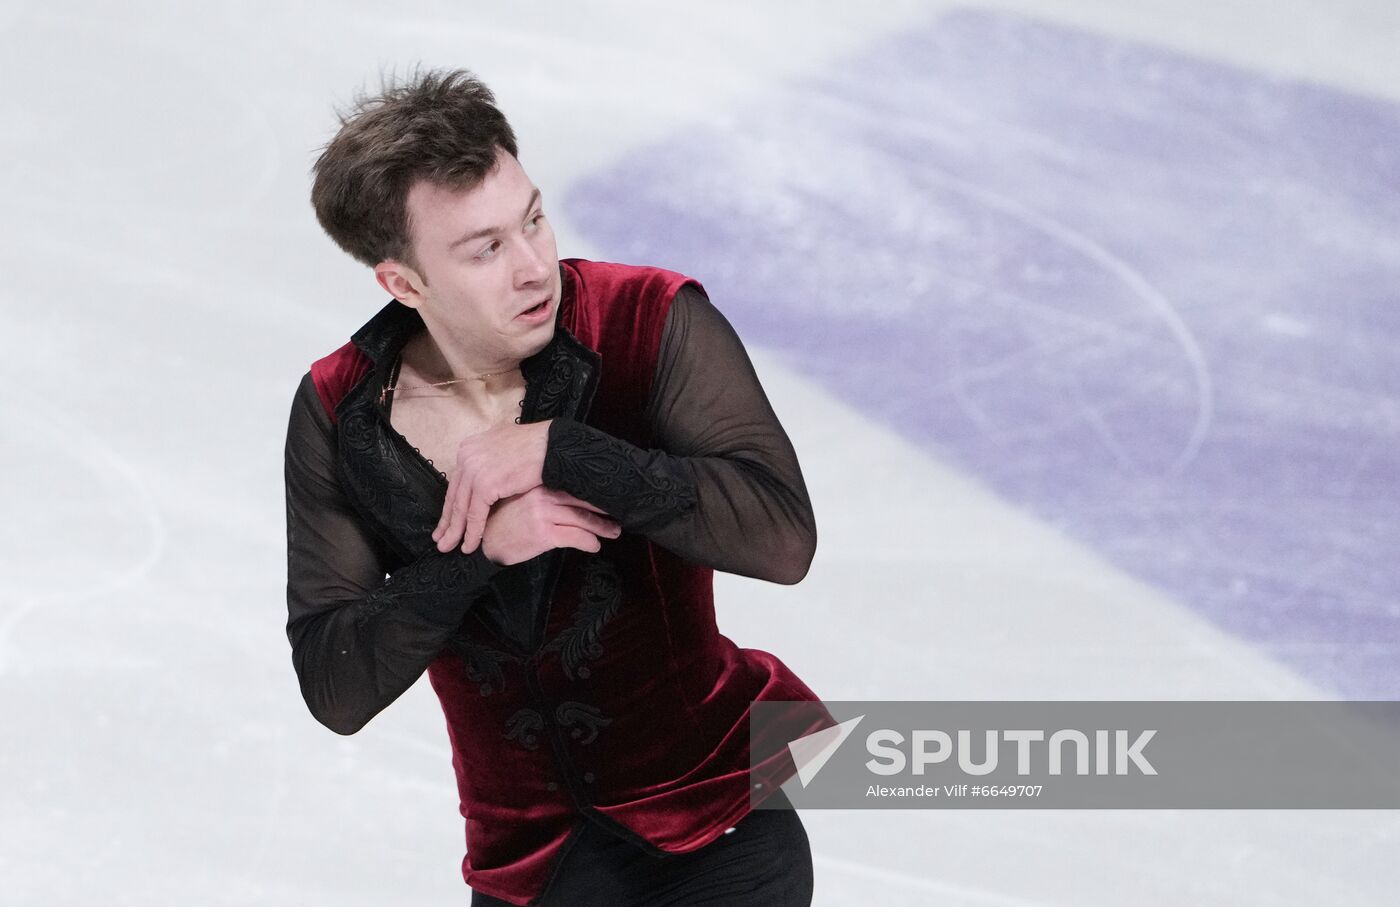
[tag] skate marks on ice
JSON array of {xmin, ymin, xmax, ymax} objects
[
  {"xmin": 565, "ymin": 8, "xmax": 1400, "ymax": 697},
  {"xmin": 718, "ymin": 346, "xmax": 1323, "ymax": 703},
  {"xmin": 0, "ymin": 396, "xmax": 167, "ymax": 674}
]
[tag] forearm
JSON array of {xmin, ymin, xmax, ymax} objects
[
  {"xmin": 287, "ymin": 548, "xmax": 501, "ymax": 735},
  {"xmin": 542, "ymin": 417, "xmax": 816, "ymax": 583}
]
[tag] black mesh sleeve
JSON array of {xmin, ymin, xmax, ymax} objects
[
  {"xmin": 284, "ymin": 372, "xmax": 502, "ymax": 735},
  {"xmin": 542, "ymin": 284, "xmax": 817, "ymax": 584}
]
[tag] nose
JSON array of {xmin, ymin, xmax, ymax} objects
[{"xmin": 514, "ymin": 235, "xmax": 551, "ymax": 287}]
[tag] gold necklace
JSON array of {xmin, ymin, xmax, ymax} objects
[{"xmin": 379, "ymin": 363, "xmax": 518, "ymax": 405}]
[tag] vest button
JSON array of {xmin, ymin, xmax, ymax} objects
[{"xmin": 583, "ymin": 772, "xmax": 595, "ymax": 783}]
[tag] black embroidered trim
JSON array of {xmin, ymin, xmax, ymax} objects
[
  {"xmin": 555, "ymin": 700, "xmax": 611, "ymax": 746},
  {"xmin": 541, "ymin": 557, "xmax": 622, "ymax": 681},
  {"xmin": 504, "ymin": 708, "xmax": 544, "ymax": 751},
  {"xmin": 542, "ymin": 420, "xmax": 698, "ymax": 530},
  {"xmin": 442, "ymin": 632, "xmax": 522, "ymax": 696},
  {"xmin": 520, "ymin": 325, "xmax": 597, "ymax": 424},
  {"xmin": 339, "ymin": 410, "xmax": 442, "ymax": 555},
  {"xmin": 354, "ymin": 549, "xmax": 495, "ymax": 627}
]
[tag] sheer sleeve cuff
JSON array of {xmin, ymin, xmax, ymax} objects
[
  {"xmin": 541, "ymin": 417, "xmax": 698, "ymax": 532},
  {"xmin": 357, "ymin": 546, "xmax": 503, "ymax": 629}
]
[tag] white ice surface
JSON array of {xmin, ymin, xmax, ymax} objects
[{"xmin": 3, "ymin": 1, "xmax": 1399, "ymax": 904}]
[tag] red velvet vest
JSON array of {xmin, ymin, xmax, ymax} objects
[{"xmin": 310, "ymin": 259, "xmax": 828, "ymax": 905}]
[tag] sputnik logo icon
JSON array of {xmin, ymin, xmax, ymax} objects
[{"xmin": 786, "ymin": 715, "xmax": 866, "ymax": 787}]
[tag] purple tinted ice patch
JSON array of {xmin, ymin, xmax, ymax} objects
[{"xmin": 563, "ymin": 10, "xmax": 1400, "ymax": 697}]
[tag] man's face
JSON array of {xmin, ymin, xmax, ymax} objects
[{"xmin": 389, "ymin": 147, "xmax": 561, "ymax": 365}]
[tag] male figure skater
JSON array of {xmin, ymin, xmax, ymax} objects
[{"xmin": 284, "ymin": 69, "xmax": 826, "ymax": 905}]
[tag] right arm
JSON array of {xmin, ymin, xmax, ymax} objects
[{"xmin": 283, "ymin": 372, "xmax": 503, "ymax": 735}]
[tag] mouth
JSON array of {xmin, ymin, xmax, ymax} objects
[{"xmin": 515, "ymin": 296, "xmax": 552, "ymax": 321}]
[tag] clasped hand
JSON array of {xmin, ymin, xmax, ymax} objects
[{"xmin": 432, "ymin": 420, "xmax": 620, "ymax": 564}]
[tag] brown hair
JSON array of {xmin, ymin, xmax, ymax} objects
[{"xmin": 310, "ymin": 68, "xmax": 519, "ymax": 271}]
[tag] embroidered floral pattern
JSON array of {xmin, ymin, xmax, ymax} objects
[
  {"xmin": 542, "ymin": 420, "xmax": 698, "ymax": 530},
  {"xmin": 521, "ymin": 328, "xmax": 597, "ymax": 426},
  {"xmin": 355, "ymin": 549, "xmax": 496, "ymax": 628},
  {"xmin": 337, "ymin": 392, "xmax": 440, "ymax": 557},
  {"xmin": 504, "ymin": 708, "xmax": 545, "ymax": 751},
  {"xmin": 555, "ymin": 701, "xmax": 612, "ymax": 746},
  {"xmin": 541, "ymin": 557, "xmax": 622, "ymax": 680},
  {"xmin": 443, "ymin": 632, "xmax": 521, "ymax": 696}
]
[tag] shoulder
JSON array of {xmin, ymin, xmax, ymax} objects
[
  {"xmin": 308, "ymin": 340, "xmax": 373, "ymax": 424},
  {"xmin": 563, "ymin": 257, "xmax": 704, "ymax": 308},
  {"xmin": 562, "ymin": 258, "xmax": 707, "ymax": 356}
]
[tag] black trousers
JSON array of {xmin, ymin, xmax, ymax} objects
[{"xmin": 470, "ymin": 791, "xmax": 814, "ymax": 906}]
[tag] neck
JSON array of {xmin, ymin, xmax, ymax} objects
[{"xmin": 400, "ymin": 326, "xmax": 525, "ymax": 413}]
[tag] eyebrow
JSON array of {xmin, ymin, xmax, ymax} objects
[{"xmin": 449, "ymin": 188, "xmax": 542, "ymax": 251}]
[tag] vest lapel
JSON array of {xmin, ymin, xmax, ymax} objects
[{"xmin": 519, "ymin": 323, "xmax": 600, "ymax": 426}]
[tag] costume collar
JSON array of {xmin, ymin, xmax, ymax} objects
[{"xmin": 348, "ymin": 262, "xmax": 596, "ymax": 381}]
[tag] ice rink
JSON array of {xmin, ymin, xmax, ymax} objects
[{"xmin": 3, "ymin": 1, "xmax": 1399, "ymax": 903}]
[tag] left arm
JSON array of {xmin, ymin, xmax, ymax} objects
[{"xmin": 542, "ymin": 284, "xmax": 817, "ymax": 584}]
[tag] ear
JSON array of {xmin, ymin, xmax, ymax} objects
[{"xmin": 374, "ymin": 260, "xmax": 429, "ymax": 309}]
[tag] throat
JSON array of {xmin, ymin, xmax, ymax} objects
[
  {"xmin": 386, "ymin": 368, "xmax": 528, "ymax": 475},
  {"xmin": 393, "ymin": 331, "xmax": 527, "ymax": 413}
]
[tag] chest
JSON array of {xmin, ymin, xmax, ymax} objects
[{"xmin": 387, "ymin": 389, "xmax": 524, "ymax": 476}]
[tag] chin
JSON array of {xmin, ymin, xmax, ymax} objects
[{"xmin": 522, "ymin": 328, "xmax": 555, "ymax": 359}]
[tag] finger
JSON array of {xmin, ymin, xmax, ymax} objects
[
  {"xmin": 552, "ymin": 526, "xmax": 603, "ymax": 555},
  {"xmin": 437, "ymin": 484, "xmax": 466, "ymax": 553},
  {"xmin": 461, "ymin": 490, "xmax": 493, "ymax": 554},
  {"xmin": 435, "ymin": 501, "xmax": 457, "ymax": 552},
  {"xmin": 435, "ymin": 491, "xmax": 458, "ymax": 552},
  {"xmin": 544, "ymin": 488, "xmax": 610, "ymax": 516},
  {"xmin": 433, "ymin": 473, "xmax": 457, "ymax": 543},
  {"xmin": 442, "ymin": 484, "xmax": 471, "ymax": 553},
  {"xmin": 557, "ymin": 506, "xmax": 622, "ymax": 539}
]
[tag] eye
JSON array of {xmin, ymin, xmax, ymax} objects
[
  {"xmin": 475, "ymin": 240, "xmax": 501, "ymax": 261},
  {"xmin": 525, "ymin": 211, "xmax": 546, "ymax": 232}
]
